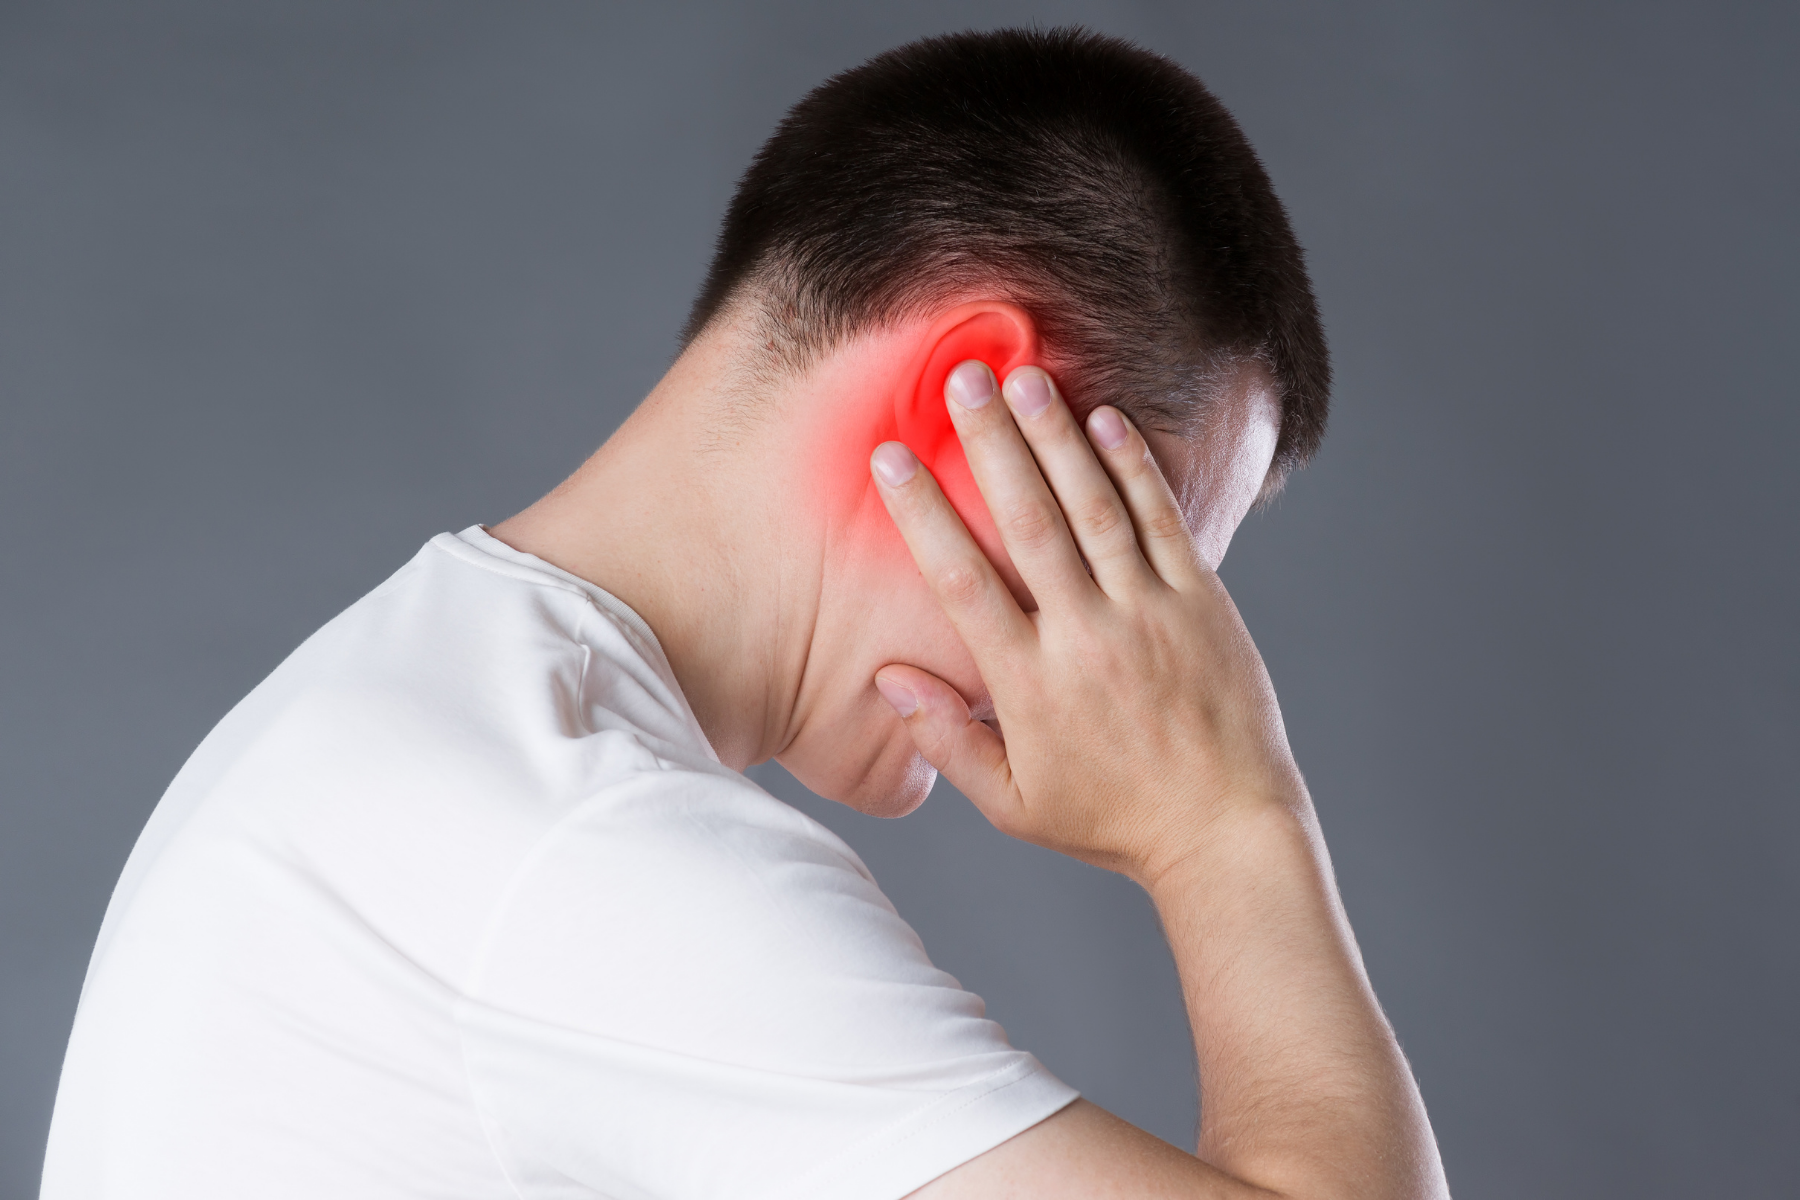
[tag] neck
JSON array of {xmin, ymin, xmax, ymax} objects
[{"xmin": 489, "ymin": 329, "xmax": 829, "ymax": 771}]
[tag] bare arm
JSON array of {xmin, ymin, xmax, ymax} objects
[{"xmin": 868, "ymin": 364, "xmax": 1447, "ymax": 1199}]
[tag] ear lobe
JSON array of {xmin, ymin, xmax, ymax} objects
[{"xmin": 895, "ymin": 304, "xmax": 1040, "ymax": 471}]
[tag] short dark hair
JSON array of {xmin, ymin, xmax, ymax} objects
[{"xmin": 683, "ymin": 27, "xmax": 1329, "ymax": 487}]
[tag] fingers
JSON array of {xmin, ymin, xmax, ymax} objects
[
  {"xmin": 940, "ymin": 362, "xmax": 1104, "ymax": 607},
  {"xmin": 870, "ymin": 441, "xmax": 1034, "ymax": 659},
  {"xmin": 993, "ymin": 367, "xmax": 1157, "ymax": 595},
  {"xmin": 942, "ymin": 358, "xmax": 1201, "ymax": 595},
  {"xmin": 1081, "ymin": 404, "xmax": 1206, "ymax": 589},
  {"xmin": 873, "ymin": 665, "xmax": 1023, "ymax": 831}
]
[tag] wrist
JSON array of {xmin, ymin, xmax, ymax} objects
[{"xmin": 1132, "ymin": 793, "xmax": 1320, "ymax": 901}]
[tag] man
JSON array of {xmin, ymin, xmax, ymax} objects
[{"xmin": 43, "ymin": 28, "xmax": 1448, "ymax": 1200}]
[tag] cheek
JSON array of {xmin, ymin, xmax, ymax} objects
[
  {"xmin": 809, "ymin": 379, "xmax": 1030, "ymax": 613},
  {"xmin": 858, "ymin": 545, "xmax": 986, "ymax": 698},
  {"xmin": 930, "ymin": 449, "xmax": 991, "ymax": 541},
  {"xmin": 784, "ymin": 682, "xmax": 939, "ymax": 815}
]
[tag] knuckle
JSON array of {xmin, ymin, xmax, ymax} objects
[
  {"xmin": 1122, "ymin": 447, "xmax": 1165, "ymax": 487},
  {"xmin": 1071, "ymin": 494, "xmax": 1127, "ymax": 541},
  {"xmin": 896, "ymin": 480, "xmax": 940, "ymax": 519},
  {"xmin": 1002, "ymin": 499, "xmax": 1062, "ymax": 549},
  {"xmin": 934, "ymin": 561, "xmax": 987, "ymax": 607},
  {"xmin": 1037, "ymin": 415, "xmax": 1083, "ymax": 449},
  {"xmin": 1139, "ymin": 506, "xmax": 1190, "ymax": 543},
  {"xmin": 983, "ymin": 795, "xmax": 1029, "ymax": 839},
  {"xmin": 918, "ymin": 720, "xmax": 960, "ymax": 767},
  {"xmin": 955, "ymin": 415, "xmax": 1011, "ymax": 457}
]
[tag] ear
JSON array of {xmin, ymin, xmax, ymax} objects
[
  {"xmin": 895, "ymin": 302, "xmax": 1041, "ymax": 473},
  {"xmin": 890, "ymin": 302, "xmax": 1042, "ymax": 609}
]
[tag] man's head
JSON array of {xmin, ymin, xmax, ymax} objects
[
  {"xmin": 684, "ymin": 27, "xmax": 1329, "ymax": 499},
  {"xmin": 658, "ymin": 30, "xmax": 1328, "ymax": 814}
]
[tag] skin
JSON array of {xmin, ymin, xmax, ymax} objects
[{"xmin": 492, "ymin": 299, "xmax": 1449, "ymax": 1199}]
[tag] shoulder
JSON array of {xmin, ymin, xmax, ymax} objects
[
  {"xmin": 468, "ymin": 759, "xmax": 914, "ymax": 1010},
  {"xmin": 101, "ymin": 529, "xmax": 731, "ymax": 991},
  {"xmin": 456, "ymin": 759, "xmax": 1078, "ymax": 1200}
]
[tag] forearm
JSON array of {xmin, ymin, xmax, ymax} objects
[
  {"xmin": 877, "ymin": 363, "xmax": 1446, "ymax": 1198},
  {"xmin": 1145, "ymin": 796, "xmax": 1445, "ymax": 1200}
]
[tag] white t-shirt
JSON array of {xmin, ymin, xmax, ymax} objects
[{"xmin": 42, "ymin": 527, "xmax": 1076, "ymax": 1200}]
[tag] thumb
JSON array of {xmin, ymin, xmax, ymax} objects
[{"xmin": 874, "ymin": 665, "xmax": 1021, "ymax": 828}]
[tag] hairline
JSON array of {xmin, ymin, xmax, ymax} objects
[{"xmin": 689, "ymin": 272, "xmax": 1295, "ymax": 503}]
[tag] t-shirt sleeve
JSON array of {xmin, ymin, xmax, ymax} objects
[{"xmin": 454, "ymin": 765, "xmax": 1078, "ymax": 1200}]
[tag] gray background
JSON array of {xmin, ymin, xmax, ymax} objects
[{"xmin": 3, "ymin": 1, "xmax": 1795, "ymax": 1196}]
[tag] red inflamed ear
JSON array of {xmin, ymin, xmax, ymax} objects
[{"xmin": 896, "ymin": 305, "xmax": 1041, "ymax": 530}]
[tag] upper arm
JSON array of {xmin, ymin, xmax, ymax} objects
[
  {"xmin": 460, "ymin": 769, "xmax": 1080, "ymax": 1198},
  {"xmin": 907, "ymin": 1100, "xmax": 1270, "ymax": 1200}
]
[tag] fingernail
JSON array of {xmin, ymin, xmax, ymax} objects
[
  {"xmin": 870, "ymin": 442, "xmax": 917, "ymax": 487},
  {"xmin": 1088, "ymin": 406, "xmax": 1129, "ymax": 450},
  {"xmin": 875, "ymin": 675, "xmax": 917, "ymax": 717},
  {"xmin": 1004, "ymin": 370, "xmax": 1054, "ymax": 418},
  {"xmin": 946, "ymin": 360, "xmax": 995, "ymax": 410}
]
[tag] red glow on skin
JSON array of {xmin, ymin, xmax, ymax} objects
[{"xmin": 797, "ymin": 304, "xmax": 1045, "ymax": 612}]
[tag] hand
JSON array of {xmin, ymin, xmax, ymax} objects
[
  {"xmin": 877, "ymin": 362, "xmax": 1447, "ymax": 1200},
  {"xmin": 869, "ymin": 362, "xmax": 1304, "ymax": 885}
]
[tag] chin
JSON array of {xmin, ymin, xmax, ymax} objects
[
  {"xmin": 841, "ymin": 751, "xmax": 938, "ymax": 819},
  {"xmin": 789, "ymin": 733, "xmax": 938, "ymax": 819}
]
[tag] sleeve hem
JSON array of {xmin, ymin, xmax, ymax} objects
[{"xmin": 769, "ymin": 1056, "xmax": 1081, "ymax": 1200}]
